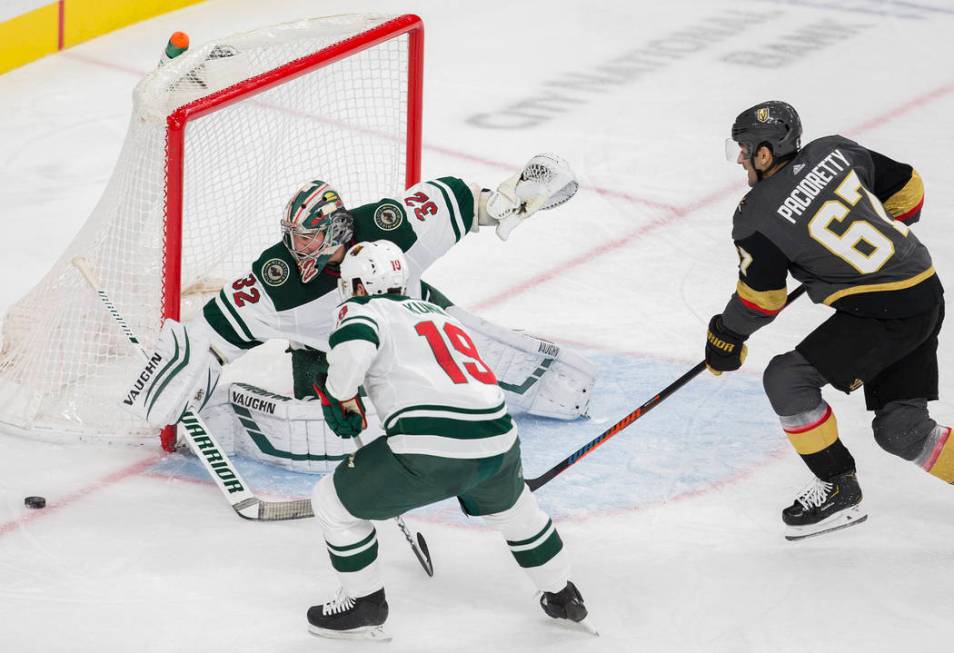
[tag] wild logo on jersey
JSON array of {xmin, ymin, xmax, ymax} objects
[
  {"xmin": 262, "ymin": 258, "xmax": 290, "ymax": 287},
  {"xmin": 373, "ymin": 203, "xmax": 404, "ymax": 231}
]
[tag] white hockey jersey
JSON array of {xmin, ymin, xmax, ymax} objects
[
  {"xmin": 326, "ymin": 295, "xmax": 518, "ymax": 460},
  {"xmin": 196, "ymin": 177, "xmax": 478, "ymax": 362}
]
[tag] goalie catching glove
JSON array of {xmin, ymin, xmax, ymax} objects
[
  {"xmin": 121, "ymin": 319, "xmax": 222, "ymax": 426},
  {"xmin": 312, "ymin": 381, "xmax": 367, "ymax": 439},
  {"xmin": 478, "ymin": 153, "xmax": 579, "ymax": 241}
]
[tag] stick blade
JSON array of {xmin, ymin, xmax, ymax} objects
[{"xmin": 233, "ymin": 498, "xmax": 315, "ymax": 521}]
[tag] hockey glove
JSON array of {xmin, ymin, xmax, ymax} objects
[
  {"xmin": 705, "ymin": 315, "xmax": 748, "ymax": 375},
  {"xmin": 313, "ymin": 382, "xmax": 367, "ymax": 439},
  {"xmin": 478, "ymin": 154, "xmax": 578, "ymax": 241},
  {"xmin": 121, "ymin": 319, "xmax": 221, "ymax": 426}
]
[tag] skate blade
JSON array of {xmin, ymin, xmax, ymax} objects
[
  {"xmin": 785, "ymin": 506, "xmax": 868, "ymax": 541},
  {"xmin": 549, "ymin": 616, "xmax": 599, "ymax": 637},
  {"xmin": 308, "ymin": 624, "xmax": 392, "ymax": 642}
]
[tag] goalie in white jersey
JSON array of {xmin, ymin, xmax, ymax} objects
[
  {"xmin": 123, "ymin": 154, "xmax": 597, "ymax": 472},
  {"xmin": 306, "ymin": 241, "xmax": 590, "ymax": 640}
]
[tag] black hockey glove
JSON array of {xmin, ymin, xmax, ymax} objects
[
  {"xmin": 313, "ymin": 382, "xmax": 367, "ymax": 438},
  {"xmin": 705, "ymin": 315, "xmax": 748, "ymax": 375}
]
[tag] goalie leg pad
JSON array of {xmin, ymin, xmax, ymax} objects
[
  {"xmin": 122, "ymin": 319, "xmax": 221, "ymax": 427},
  {"xmin": 448, "ymin": 306, "xmax": 596, "ymax": 420},
  {"xmin": 200, "ymin": 383, "xmax": 384, "ymax": 474}
]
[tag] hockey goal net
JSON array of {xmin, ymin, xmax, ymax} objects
[{"xmin": 0, "ymin": 14, "xmax": 423, "ymax": 450}]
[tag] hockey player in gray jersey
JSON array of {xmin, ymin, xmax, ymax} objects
[
  {"xmin": 706, "ymin": 100, "xmax": 950, "ymax": 540},
  {"xmin": 306, "ymin": 241, "xmax": 590, "ymax": 640}
]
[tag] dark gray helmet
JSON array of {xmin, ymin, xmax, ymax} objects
[{"xmin": 730, "ymin": 101, "xmax": 802, "ymax": 160}]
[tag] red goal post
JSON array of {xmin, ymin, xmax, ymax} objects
[{"xmin": 0, "ymin": 14, "xmax": 424, "ymax": 451}]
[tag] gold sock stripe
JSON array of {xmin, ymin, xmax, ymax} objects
[
  {"xmin": 924, "ymin": 427, "xmax": 954, "ymax": 483},
  {"xmin": 784, "ymin": 405, "xmax": 839, "ymax": 455}
]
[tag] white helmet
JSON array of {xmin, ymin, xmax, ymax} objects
[{"xmin": 338, "ymin": 240, "xmax": 409, "ymax": 300}]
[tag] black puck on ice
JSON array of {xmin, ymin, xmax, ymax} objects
[{"xmin": 24, "ymin": 496, "xmax": 46, "ymax": 509}]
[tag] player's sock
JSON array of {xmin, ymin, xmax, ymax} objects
[
  {"xmin": 781, "ymin": 402, "xmax": 856, "ymax": 479},
  {"xmin": 916, "ymin": 425, "xmax": 954, "ymax": 483}
]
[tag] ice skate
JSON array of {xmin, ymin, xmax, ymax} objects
[
  {"xmin": 307, "ymin": 588, "xmax": 390, "ymax": 641},
  {"xmin": 539, "ymin": 581, "xmax": 598, "ymax": 635},
  {"xmin": 783, "ymin": 472, "xmax": 867, "ymax": 541}
]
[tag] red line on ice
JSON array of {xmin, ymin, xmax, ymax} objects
[{"xmin": 0, "ymin": 453, "xmax": 164, "ymax": 539}]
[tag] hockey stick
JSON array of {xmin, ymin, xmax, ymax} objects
[
  {"xmin": 72, "ymin": 256, "xmax": 312, "ymax": 521},
  {"xmin": 526, "ymin": 285, "xmax": 808, "ymax": 491},
  {"xmin": 350, "ymin": 435, "xmax": 434, "ymax": 577}
]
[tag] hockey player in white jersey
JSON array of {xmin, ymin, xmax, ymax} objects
[{"xmin": 306, "ymin": 240, "xmax": 591, "ymax": 640}]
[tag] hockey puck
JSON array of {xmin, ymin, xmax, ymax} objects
[{"xmin": 24, "ymin": 496, "xmax": 46, "ymax": 509}]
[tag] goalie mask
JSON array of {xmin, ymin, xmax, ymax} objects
[
  {"xmin": 338, "ymin": 240, "xmax": 408, "ymax": 301},
  {"xmin": 281, "ymin": 180, "xmax": 354, "ymax": 283}
]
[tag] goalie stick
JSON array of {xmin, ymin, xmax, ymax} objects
[
  {"xmin": 73, "ymin": 256, "xmax": 312, "ymax": 521},
  {"xmin": 73, "ymin": 257, "xmax": 436, "ymax": 576},
  {"xmin": 526, "ymin": 285, "xmax": 808, "ymax": 492}
]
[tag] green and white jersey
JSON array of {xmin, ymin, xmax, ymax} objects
[
  {"xmin": 326, "ymin": 295, "xmax": 517, "ymax": 460},
  {"xmin": 198, "ymin": 177, "xmax": 477, "ymax": 361}
]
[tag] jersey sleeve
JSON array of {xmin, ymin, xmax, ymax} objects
[
  {"xmin": 721, "ymin": 230, "xmax": 791, "ymax": 337},
  {"xmin": 326, "ymin": 300, "xmax": 381, "ymax": 399},
  {"xmin": 866, "ymin": 149, "xmax": 925, "ymax": 224},
  {"xmin": 196, "ymin": 271, "xmax": 280, "ymax": 362},
  {"xmin": 353, "ymin": 177, "xmax": 478, "ymax": 275}
]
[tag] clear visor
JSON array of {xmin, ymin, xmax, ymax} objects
[{"xmin": 724, "ymin": 138, "xmax": 751, "ymax": 162}]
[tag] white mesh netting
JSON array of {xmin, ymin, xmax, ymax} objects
[{"xmin": 0, "ymin": 14, "xmax": 418, "ymax": 444}]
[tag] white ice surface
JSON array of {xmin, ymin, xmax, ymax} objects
[{"xmin": 2, "ymin": 1, "xmax": 954, "ymax": 651}]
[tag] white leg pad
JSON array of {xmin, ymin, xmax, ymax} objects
[
  {"xmin": 199, "ymin": 382, "xmax": 384, "ymax": 473},
  {"xmin": 447, "ymin": 306, "xmax": 596, "ymax": 420}
]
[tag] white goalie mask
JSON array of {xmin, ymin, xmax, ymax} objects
[
  {"xmin": 338, "ymin": 240, "xmax": 409, "ymax": 301},
  {"xmin": 281, "ymin": 180, "xmax": 354, "ymax": 283}
]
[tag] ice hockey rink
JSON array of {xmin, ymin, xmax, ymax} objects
[{"xmin": 2, "ymin": 0, "xmax": 953, "ymax": 650}]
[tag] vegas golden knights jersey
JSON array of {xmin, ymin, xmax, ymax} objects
[{"xmin": 723, "ymin": 135, "xmax": 941, "ymax": 336}]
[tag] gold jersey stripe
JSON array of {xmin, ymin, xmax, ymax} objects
[
  {"xmin": 883, "ymin": 170, "xmax": 924, "ymax": 219},
  {"xmin": 823, "ymin": 266, "xmax": 936, "ymax": 306},
  {"xmin": 736, "ymin": 281, "xmax": 787, "ymax": 312},
  {"xmin": 785, "ymin": 409, "xmax": 839, "ymax": 455}
]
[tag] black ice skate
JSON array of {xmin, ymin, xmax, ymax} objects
[
  {"xmin": 782, "ymin": 472, "xmax": 867, "ymax": 541},
  {"xmin": 307, "ymin": 588, "xmax": 390, "ymax": 641},
  {"xmin": 539, "ymin": 581, "xmax": 598, "ymax": 635}
]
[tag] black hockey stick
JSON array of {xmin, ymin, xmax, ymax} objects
[
  {"xmin": 526, "ymin": 285, "xmax": 808, "ymax": 491},
  {"xmin": 351, "ymin": 434, "xmax": 434, "ymax": 577}
]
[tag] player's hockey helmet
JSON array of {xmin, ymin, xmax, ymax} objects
[
  {"xmin": 728, "ymin": 101, "xmax": 802, "ymax": 162},
  {"xmin": 281, "ymin": 180, "xmax": 354, "ymax": 281},
  {"xmin": 338, "ymin": 240, "xmax": 408, "ymax": 301}
]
